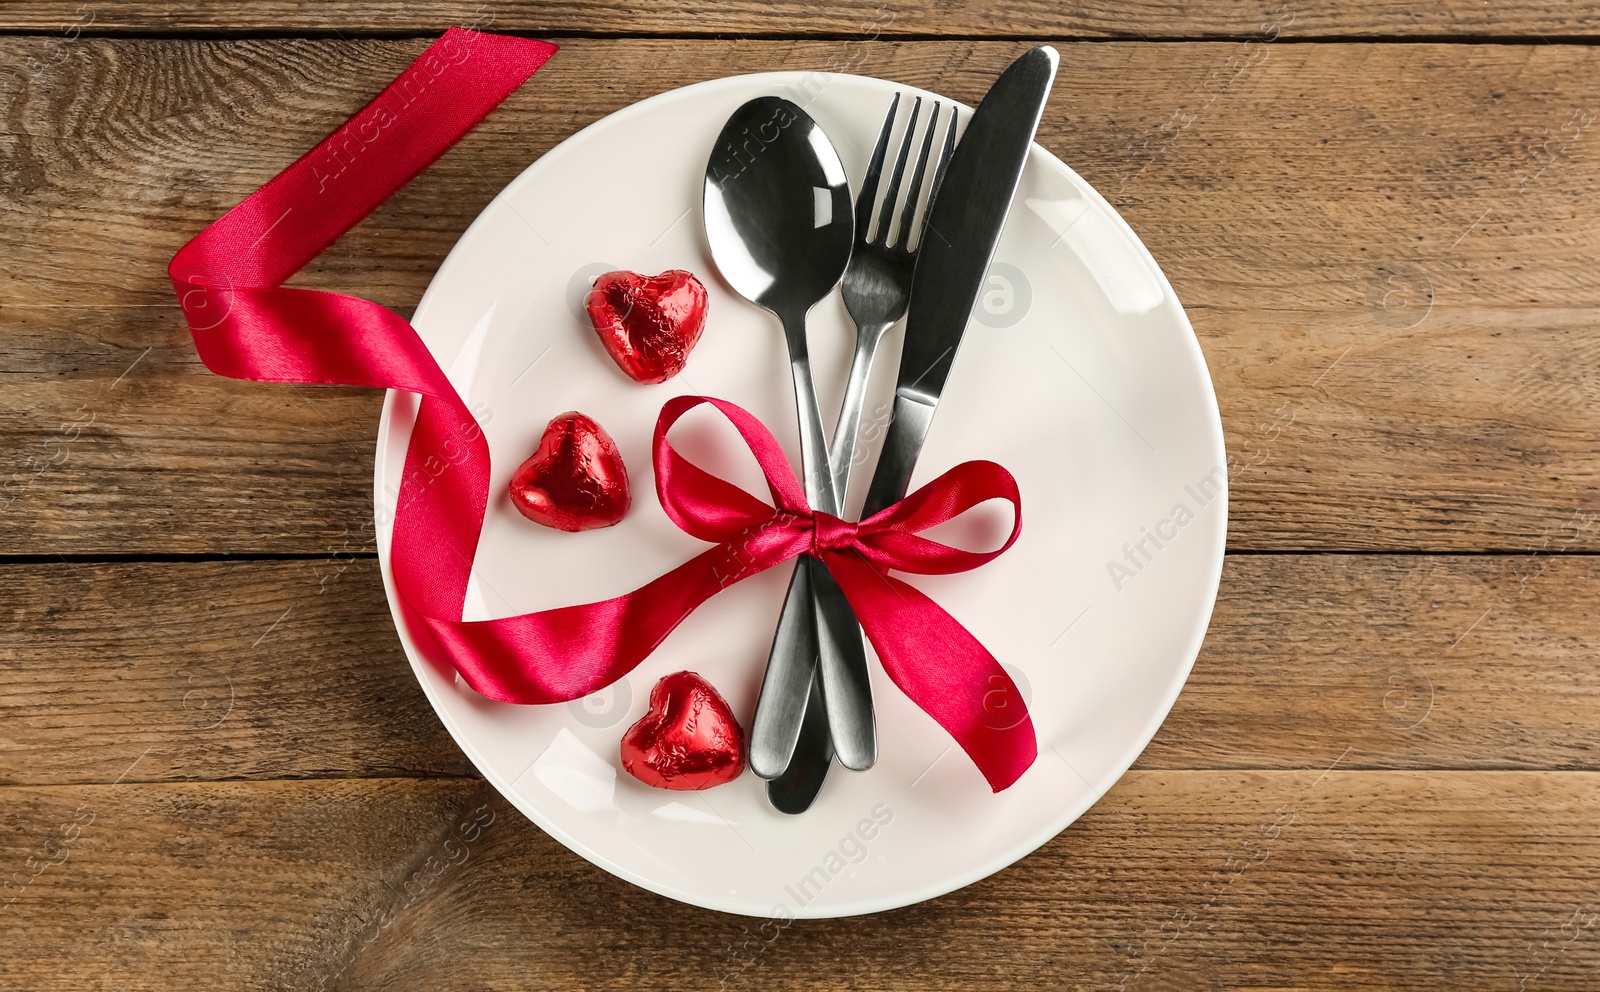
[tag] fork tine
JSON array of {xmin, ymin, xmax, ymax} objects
[
  {"xmin": 873, "ymin": 95, "xmax": 921, "ymax": 245},
  {"xmin": 855, "ymin": 93, "xmax": 899, "ymax": 244},
  {"xmin": 891, "ymin": 102, "xmax": 941, "ymax": 250},
  {"xmin": 916, "ymin": 110, "xmax": 958, "ymax": 247}
]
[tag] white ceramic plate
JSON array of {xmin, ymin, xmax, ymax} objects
[{"xmin": 375, "ymin": 71, "xmax": 1226, "ymax": 918}]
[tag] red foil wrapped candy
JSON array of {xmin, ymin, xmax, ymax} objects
[
  {"xmin": 620, "ymin": 671, "xmax": 746, "ymax": 790},
  {"xmin": 509, "ymin": 411, "xmax": 630, "ymax": 531},
  {"xmin": 585, "ymin": 269, "xmax": 708, "ymax": 384}
]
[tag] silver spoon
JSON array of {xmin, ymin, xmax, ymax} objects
[{"xmin": 703, "ymin": 97, "xmax": 877, "ymax": 780}]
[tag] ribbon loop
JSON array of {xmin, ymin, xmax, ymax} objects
[
  {"xmin": 650, "ymin": 396, "xmax": 1022, "ymax": 583},
  {"xmin": 652, "ymin": 394, "xmax": 810, "ymax": 543}
]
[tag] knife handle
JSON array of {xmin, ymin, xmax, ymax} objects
[{"xmin": 765, "ymin": 664, "xmax": 834, "ymax": 813}]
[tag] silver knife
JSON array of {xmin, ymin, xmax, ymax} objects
[
  {"xmin": 769, "ymin": 45, "xmax": 1059, "ymax": 812},
  {"xmin": 863, "ymin": 45, "xmax": 1058, "ymax": 515}
]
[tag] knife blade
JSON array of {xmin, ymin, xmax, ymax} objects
[{"xmin": 861, "ymin": 45, "xmax": 1059, "ymax": 518}]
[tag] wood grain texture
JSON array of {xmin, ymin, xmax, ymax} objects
[
  {"xmin": 0, "ymin": 305, "xmax": 385, "ymax": 555},
  {"xmin": 0, "ymin": 1, "xmax": 1596, "ymax": 39},
  {"xmin": 4, "ymin": 554, "xmax": 1597, "ymax": 786},
  {"xmin": 0, "ymin": 10, "xmax": 1595, "ymax": 990},
  {"xmin": 0, "ymin": 559, "xmax": 472, "ymax": 787},
  {"xmin": 3, "ymin": 38, "xmax": 1600, "ymax": 552},
  {"xmin": 2, "ymin": 771, "xmax": 1597, "ymax": 990},
  {"xmin": 9, "ymin": 39, "xmax": 1600, "ymax": 313}
]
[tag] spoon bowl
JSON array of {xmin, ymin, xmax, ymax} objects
[{"xmin": 703, "ymin": 97, "xmax": 854, "ymax": 322}]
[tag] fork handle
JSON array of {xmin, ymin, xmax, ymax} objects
[
  {"xmin": 828, "ymin": 321, "xmax": 893, "ymax": 502},
  {"xmin": 809, "ymin": 558, "xmax": 876, "ymax": 770},
  {"xmin": 785, "ymin": 316, "xmax": 877, "ymax": 773},
  {"xmin": 785, "ymin": 309, "xmax": 890, "ymax": 775}
]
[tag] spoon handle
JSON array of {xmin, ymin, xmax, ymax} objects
[
  {"xmin": 749, "ymin": 554, "xmax": 874, "ymax": 777},
  {"xmin": 782, "ymin": 327, "xmax": 839, "ymax": 517},
  {"xmin": 786, "ymin": 313, "xmax": 877, "ymax": 773},
  {"xmin": 809, "ymin": 562, "xmax": 876, "ymax": 770},
  {"xmin": 748, "ymin": 548, "xmax": 818, "ymax": 778}
]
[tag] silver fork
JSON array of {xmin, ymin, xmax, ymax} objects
[
  {"xmin": 831, "ymin": 93, "xmax": 954, "ymax": 496},
  {"xmin": 766, "ymin": 93, "xmax": 957, "ymax": 813}
]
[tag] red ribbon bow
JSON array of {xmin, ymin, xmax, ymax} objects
[
  {"xmin": 662, "ymin": 396, "xmax": 1034, "ymax": 790},
  {"xmin": 166, "ymin": 28, "xmax": 1038, "ymax": 792}
]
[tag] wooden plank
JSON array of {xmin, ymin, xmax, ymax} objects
[
  {"xmin": 0, "ymin": 777, "xmax": 487, "ymax": 990},
  {"xmin": 0, "ymin": 304, "xmax": 385, "ymax": 555},
  {"xmin": 4, "ymin": 555, "xmax": 1598, "ymax": 786},
  {"xmin": 7, "ymin": 40, "xmax": 1600, "ymax": 312},
  {"xmin": 1209, "ymin": 306, "xmax": 1600, "ymax": 551},
  {"xmin": 1, "ymin": 771, "xmax": 1597, "ymax": 989},
  {"xmin": 1159, "ymin": 552, "xmax": 1600, "ymax": 771},
  {"xmin": 0, "ymin": 559, "xmax": 474, "ymax": 786},
  {"xmin": 5, "ymin": 39, "xmax": 1600, "ymax": 552},
  {"xmin": 0, "ymin": 1, "xmax": 1596, "ymax": 39}
]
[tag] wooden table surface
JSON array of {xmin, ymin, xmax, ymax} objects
[{"xmin": 5, "ymin": 2, "xmax": 1600, "ymax": 989}]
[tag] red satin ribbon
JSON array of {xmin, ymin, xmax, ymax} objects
[{"xmin": 168, "ymin": 29, "xmax": 1038, "ymax": 791}]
